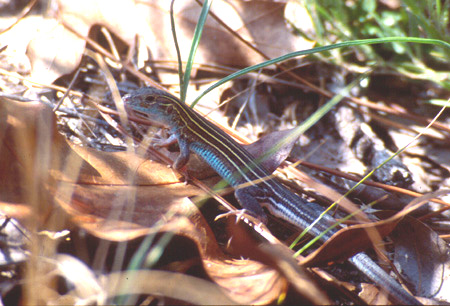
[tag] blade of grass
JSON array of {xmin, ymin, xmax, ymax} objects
[
  {"xmin": 179, "ymin": 0, "xmax": 213, "ymax": 103},
  {"xmin": 192, "ymin": 37, "xmax": 449, "ymax": 106},
  {"xmin": 403, "ymin": 0, "xmax": 445, "ymax": 40}
]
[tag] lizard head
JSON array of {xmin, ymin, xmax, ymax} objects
[{"xmin": 122, "ymin": 86, "xmax": 180, "ymax": 125}]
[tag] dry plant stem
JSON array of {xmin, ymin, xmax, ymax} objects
[
  {"xmin": 0, "ymin": 67, "xmax": 85, "ymax": 98},
  {"xmin": 122, "ymin": 35, "xmax": 140, "ymax": 70},
  {"xmin": 368, "ymin": 111, "xmax": 447, "ymax": 142},
  {"xmin": 53, "ymin": 67, "xmax": 82, "ymax": 111},
  {"xmin": 101, "ymin": 27, "xmax": 121, "ymax": 61},
  {"xmin": 297, "ymin": 159, "xmax": 450, "ymax": 207},
  {"xmin": 0, "ymin": 0, "xmax": 38, "ymax": 34},
  {"xmin": 89, "ymin": 50, "xmax": 144, "ymax": 274},
  {"xmin": 349, "ymin": 95, "xmax": 450, "ymax": 134},
  {"xmin": 419, "ymin": 205, "xmax": 450, "ymax": 221}
]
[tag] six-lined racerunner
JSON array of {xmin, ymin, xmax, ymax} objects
[{"xmin": 123, "ymin": 86, "xmax": 421, "ymax": 305}]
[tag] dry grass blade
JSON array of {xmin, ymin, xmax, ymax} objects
[{"xmin": 101, "ymin": 270, "xmax": 237, "ymax": 305}]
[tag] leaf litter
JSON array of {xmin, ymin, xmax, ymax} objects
[{"xmin": 0, "ymin": 0, "xmax": 449, "ymax": 305}]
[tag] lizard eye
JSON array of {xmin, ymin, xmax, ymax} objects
[{"xmin": 145, "ymin": 95, "xmax": 156, "ymax": 103}]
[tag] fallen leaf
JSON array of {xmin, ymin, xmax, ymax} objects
[
  {"xmin": 0, "ymin": 97, "xmax": 73, "ymax": 229},
  {"xmin": 24, "ymin": 0, "xmax": 314, "ymax": 85},
  {"xmin": 391, "ymin": 216, "xmax": 450, "ymax": 303},
  {"xmin": 244, "ymin": 128, "xmax": 299, "ymax": 174},
  {"xmin": 300, "ymin": 215, "xmax": 399, "ymax": 267},
  {"xmin": 358, "ymin": 283, "xmax": 390, "ymax": 305},
  {"xmin": 26, "ymin": 19, "xmax": 87, "ymax": 85}
]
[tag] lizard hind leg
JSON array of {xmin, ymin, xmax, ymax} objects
[{"xmin": 234, "ymin": 188, "xmax": 268, "ymax": 224}]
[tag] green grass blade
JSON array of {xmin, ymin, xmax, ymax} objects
[
  {"xmin": 180, "ymin": 0, "xmax": 213, "ymax": 102},
  {"xmin": 191, "ymin": 37, "xmax": 449, "ymax": 106}
]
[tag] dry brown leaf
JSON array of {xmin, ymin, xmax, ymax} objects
[
  {"xmin": 26, "ymin": 19, "xmax": 87, "ymax": 85},
  {"xmin": 47, "ymin": 139, "xmax": 211, "ymax": 242},
  {"xmin": 24, "ymin": 0, "xmax": 314, "ymax": 85},
  {"xmin": 391, "ymin": 215, "xmax": 450, "ymax": 302},
  {"xmin": 300, "ymin": 216, "xmax": 401, "ymax": 267},
  {"xmin": 0, "ymin": 97, "xmax": 73, "ymax": 230},
  {"xmin": 359, "ymin": 283, "xmax": 391, "ymax": 305},
  {"xmin": 285, "ymin": 0, "xmax": 315, "ymax": 38},
  {"xmin": 205, "ymin": 257, "xmax": 288, "ymax": 304}
]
